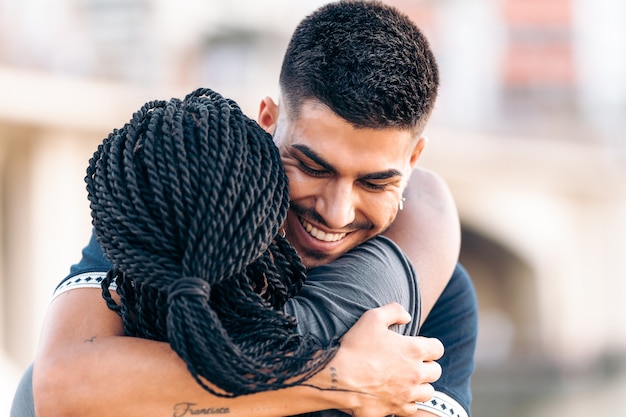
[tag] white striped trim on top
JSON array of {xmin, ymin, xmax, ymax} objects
[
  {"xmin": 416, "ymin": 391, "xmax": 468, "ymax": 417},
  {"xmin": 52, "ymin": 272, "xmax": 113, "ymax": 301}
]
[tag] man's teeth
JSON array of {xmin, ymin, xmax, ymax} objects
[{"xmin": 301, "ymin": 219, "xmax": 347, "ymax": 242}]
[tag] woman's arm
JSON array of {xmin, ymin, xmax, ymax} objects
[
  {"xmin": 33, "ymin": 287, "xmax": 442, "ymax": 417},
  {"xmin": 286, "ymin": 237, "xmax": 455, "ymax": 417}
]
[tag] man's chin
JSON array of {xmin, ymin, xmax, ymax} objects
[{"xmin": 298, "ymin": 249, "xmax": 337, "ymax": 270}]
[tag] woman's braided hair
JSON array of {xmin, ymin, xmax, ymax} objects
[{"xmin": 85, "ymin": 88, "xmax": 338, "ymax": 397}]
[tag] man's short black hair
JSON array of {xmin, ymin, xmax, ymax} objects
[{"xmin": 279, "ymin": 0, "xmax": 439, "ymax": 132}]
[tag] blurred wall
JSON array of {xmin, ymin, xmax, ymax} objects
[{"xmin": 0, "ymin": 1, "xmax": 625, "ymax": 416}]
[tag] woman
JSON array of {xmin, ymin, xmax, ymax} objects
[{"xmin": 86, "ymin": 88, "xmax": 338, "ymax": 396}]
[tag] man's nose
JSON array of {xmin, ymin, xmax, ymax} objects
[{"xmin": 315, "ymin": 180, "xmax": 356, "ymax": 229}]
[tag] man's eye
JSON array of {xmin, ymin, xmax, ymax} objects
[
  {"xmin": 298, "ymin": 161, "xmax": 327, "ymax": 176},
  {"xmin": 361, "ymin": 181, "xmax": 388, "ymax": 191}
]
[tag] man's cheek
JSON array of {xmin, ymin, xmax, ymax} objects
[{"xmin": 285, "ymin": 173, "xmax": 314, "ymax": 199}]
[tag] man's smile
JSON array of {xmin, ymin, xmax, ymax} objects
[{"xmin": 299, "ymin": 217, "xmax": 347, "ymax": 242}]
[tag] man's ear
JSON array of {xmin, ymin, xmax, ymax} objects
[
  {"xmin": 258, "ymin": 96, "xmax": 280, "ymax": 135},
  {"xmin": 409, "ymin": 136, "xmax": 428, "ymax": 168}
]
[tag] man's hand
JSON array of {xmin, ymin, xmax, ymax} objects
[{"xmin": 315, "ymin": 302, "xmax": 444, "ymax": 417}]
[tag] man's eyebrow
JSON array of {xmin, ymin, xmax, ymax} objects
[
  {"xmin": 292, "ymin": 144, "xmax": 403, "ymax": 180},
  {"xmin": 360, "ymin": 170, "xmax": 403, "ymax": 181},
  {"xmin": 291, "ymin": 144, "xmax": 336, "ymax": 173}
]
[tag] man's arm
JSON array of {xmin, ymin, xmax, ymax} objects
[
  {"xmin": 385, "ymin": 169, "xmax": 477, "ymax": 416},
  {"xmin": 33, "ymin": 287, "xmax": 442, "ymax": 417},
  {"xmin": 384, "ymin": 167, "xmax": 461, "ymax": 323}
]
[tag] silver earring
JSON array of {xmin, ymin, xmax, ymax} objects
[{"xmin": 399, "ymin": 197, "xmax": 406, "ymax": 211}]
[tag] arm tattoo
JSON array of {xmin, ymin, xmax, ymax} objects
[
  {"xmin": 173, "ymin": 402, "xmax": 230, "ymax": 416},
  {"xmin": 330, "ymin": 366, "xmax": 338, "ymax": 390}
]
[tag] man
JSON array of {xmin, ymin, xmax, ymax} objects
[{"xmin": 26, "ymin": 1, "xmax": 477, "ymax": 416}]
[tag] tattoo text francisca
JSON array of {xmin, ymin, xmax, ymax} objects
[{"xmin": 173, "ymin": 402, "xmax": 230, "ymax": 416}]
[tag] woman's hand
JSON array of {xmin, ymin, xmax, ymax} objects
[{"xmin": 312, "ymin": 302, "xmax": 444, "ymax": 417}]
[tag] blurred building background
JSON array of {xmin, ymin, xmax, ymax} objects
[{"xmin": 0, "ymin": 1, "xmax": 625, "ymax": 416}]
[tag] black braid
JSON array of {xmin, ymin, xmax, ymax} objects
[{"xmin": 86, "ymin": 88, "xmax": 338, "ymax": 397}]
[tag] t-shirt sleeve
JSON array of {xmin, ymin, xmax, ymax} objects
[
  {"xmin": 283, "ymin": 236, "xmax": 420, "ymax": 344},
  {"xmin": 53, "ymin": 230, "xmax": 112, "ymax": 295},
  {"xmin": 419, "ymin": 263, "xmax": 478, "ymax": 416}
]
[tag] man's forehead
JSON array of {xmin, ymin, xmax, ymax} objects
[{"xmin": 274, "ymin": 97, "xmax": 418, "ymax": 164}]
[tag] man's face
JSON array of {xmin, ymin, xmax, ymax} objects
[{"xmin": 259, "ymin": 98, "xmax": 424, "ymax": 268}]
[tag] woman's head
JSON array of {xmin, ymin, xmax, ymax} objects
[{"xmin": 86, "ymin": 88, "xmax": 336, "ymax": 396}]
